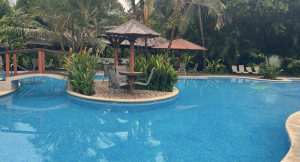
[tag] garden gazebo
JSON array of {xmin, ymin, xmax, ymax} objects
[
  {"xmin": 152, "ymin": 38, "xmax": 208, "ymax": 65},
  {"xmin": 101, "ymin": 19, "xmax": 161, "ymax": 94}
]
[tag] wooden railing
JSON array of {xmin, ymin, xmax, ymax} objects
[{"xmin": 0, "ymin": 48, "xmax": 71, "ymax": 77}]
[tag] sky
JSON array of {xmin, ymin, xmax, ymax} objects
[{"xmin": 10, "ymin": 0, "xmax": 132, "ymax": 11}]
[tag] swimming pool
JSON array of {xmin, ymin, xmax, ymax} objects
[{"xmin": 0, "ymin": 77, "xmax": 299, "ymax": 161}]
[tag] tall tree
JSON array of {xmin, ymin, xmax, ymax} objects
[{"xmin": 179, "ymin": 0, "xmax": 225, "ymax": 69}]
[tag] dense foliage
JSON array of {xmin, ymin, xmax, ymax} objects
[
  {"xmin": 65, "ymin": 50, "xmax": 99, "ymax": 95},
  {"xmin": 259, "ymin": 55, "xmax": 284, "ymax": 80},
  {"xmin": 134, "ymin": 54, "xmax": 179, "ymax": 92}
]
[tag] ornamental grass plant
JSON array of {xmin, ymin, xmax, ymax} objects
[
  {"xmin": 65, "ymin": 49, "xmax": 99, "ymax": 95},
  {"xmin": 134, "ymin": 54, "xmax": 179, "ymax": 92},
  {"xmin": 259, "ymin": 55, "xmax": 284, "ymax": 80}
]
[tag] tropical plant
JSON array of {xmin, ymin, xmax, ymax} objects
[
  {"xmin": 65, "ymin": 49, "xmax": 99, "ymax": 95},
  {"xmin": 134, "ymin": 54, "xmax": 179, "ymax": 92},
  {"xmin": 259, "ymin": 55, "xmax": 284, "ymax": 80},
  {"xmin": 205, "ymin": 58, "xmax": 225, "ymax": 73},
  {"xmin": 181, "ymin": 53, "xmax": 194, "ymax": 64},
  {"xmin": 179, "ymin": 0, "xmax": 226, "ymax": 70}
]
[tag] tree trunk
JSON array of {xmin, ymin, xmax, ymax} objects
[
  {"xmin": 165, "ymin": 0, "xmax": 179, "ymax": 62},
  {"xmin": 72, "ymin": 17, "xmax": 75, "ymax": 52},
  {"xmin": 198, "ymin": 5, "xmax": 206, "ymax": 70}
]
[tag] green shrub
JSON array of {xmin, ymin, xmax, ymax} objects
[
  {"xmin": 65, "ymin": 50, "xmax": 99, "ymax": 95},
  {"xmin": 134, "ymin": 54, "xmax": 179, "ymax": 92},
  {"xmin": 205, "ymin": 59, "xmax": 226, "ymax": 74},
  {"xmin": 259, "ymin": 55, "xmax": 284, "ymax": 80}
]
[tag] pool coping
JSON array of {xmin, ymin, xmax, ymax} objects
[
  {"xmin": 178, "ymin": 75, "xmax": 292, "ymax": 82},
  {"xmin": 66, "ymin": 87, "xmax": 179, "ymax": 103},
  {"xmin": 281, "ymin": 111, "xmax": 300, "ymax": 162},
  {"xmin": 0, "ymin": 82, "xmax": 21, "ymax": 97}
]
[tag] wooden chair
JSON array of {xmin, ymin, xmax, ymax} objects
[{"xmin": 188, "ymin": 63, "xmax": 198, "ymax": 72}]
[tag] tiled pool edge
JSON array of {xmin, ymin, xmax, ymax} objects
[
  {"xmin": 0, "ymin": 82, "xmax": 21, "ymax": 97},
  {"xmin": 281, "ymin": 111, "xmax": 300, "ymax": 162},
  {"xmin": 66, "ymin": 87, "xmax": 179, "ymax": 103},
  {"xmin": 179, "ymin": 75, "xmax": 292, "ymax": 82}
]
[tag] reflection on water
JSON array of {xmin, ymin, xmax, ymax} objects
[{"xmin": 0, "ymin": 77, "xmax": 299, "ymax": 161}]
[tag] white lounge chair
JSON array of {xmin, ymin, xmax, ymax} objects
[
  {"xmin": 232, "ymin": 65, "xmax": 242, "ymax": 74},
  {"xmin": 246, "ymin": 67, "xmax": 253, "ymax": 74},
  {"xmin": 253, "ymin": 66, "xmax": 260, "ymax": 75},
  {"xmin": 188, "ymin": 63, "xmax": 198, "ymax": 72},
  {"xmin": 238, "ymin": 65, "xmax": 248, "ymax": 74}
]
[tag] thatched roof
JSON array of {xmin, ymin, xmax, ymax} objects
[
  {"xmin": 152, "ymin": 38, "xmax": 208, "ymax": 51},
  {"xmin": 105, "ymin": 19, "xmax": 161, "ymax": 38},
  {"xmin": 27, "ymin": 39, "xmax": 54, "ymax": 46},
  {"xmin": 100, "ymin": 36, "xmax": 168, "ymax": 48}
]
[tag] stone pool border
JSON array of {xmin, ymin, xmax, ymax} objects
[
  {"xmin": 179, "ymin": 75, "xmax": 292, "ymax": 82},
  {"xmin": 281, "ymin": 111, "xmax": 300, "ymax": 162},
  {"xmin": 66, "ymin": 87, "xmax": 179, "ymax": 103},
  {"xmin": 0, "ymin": 82, "xmax": 21, "ymax": 97}
]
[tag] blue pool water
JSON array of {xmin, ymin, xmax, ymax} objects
[{"xmin": 0, "ymin": 77, "xmax": 299, "ymax": 161}]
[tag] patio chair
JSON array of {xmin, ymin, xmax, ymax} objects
[
  {"xmin": 232, "ymin": 65, "xmax": 242, "ymax": 74},
  {"xmin": 253, "ymin": 66, "xmax": 260, "ymax": 75},
  {"xmin": 246, "ymin": 67, "xmax": 253, "ymax": 74},
  {"xmin": 107, "ymin": 67, "xmax": 133, "ymax": 97},
  {"xmin": 116, "ymin": 66, "xmax": 129, "ymax": 83},
  {"xmin": 45, "ymin": 59, "xmax": 53, "ymax": 70},
  {"xmin": 238, "ymin": 65, "xmax": 248, "ymax": 74},
  {"xmin": 188, "ymin": 63, "xmax": 198, "ymax": 72},
  {"xmin": 31, "ymin": 58, "xmax": 39, "ymax": 71},
  {"xmin": 179, "ymin": 63, "xmax": 186, "ymax": 76},
  {"xmin": 134, "ymin": 67, "xmax": 155, "ymax": 95},
  {"xmin": 102, "ymin": 64, "xmax": 111, "ymax": 84}
]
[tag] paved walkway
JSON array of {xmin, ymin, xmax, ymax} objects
[{"xmin": 92, "ymin": 80, "xmax": 172, "ymax": 99}]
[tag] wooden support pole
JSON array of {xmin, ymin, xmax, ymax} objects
[
  {"xmin": 178, "ymin": 50, "xmax": 182, "ymax": 66},
  {"xmin": 114, "ymin": 47, "xmax": 118, "ymax": 67},
  {"xmin": 38, "ymin": 50, "xmax": 42, "ymax": 73},
  {"xmin": 129, "ymin": 42, "xmax": 134, "ymax": 72},
  {"xmin": 6, "ymin": 54, "xmax": 9, "ymax": 77},
  {"xmin": 13, "ymin": 53, "xmax": 17, "ymax": 75},
  {"xmin": 42, "ymin": 51, "xmax": 45, "ymax": 71}
]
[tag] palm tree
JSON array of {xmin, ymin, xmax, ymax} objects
[
  {"xmin": 0, "ymin": 0, "xmax": 120, "ymax": 53},
  {"xmin": 0, "ymin": 0, "xmax": 13, "ymax": 19},
  {"xmin": 179, "ymin": 0, "xmax": 226, "ymax": 69}
]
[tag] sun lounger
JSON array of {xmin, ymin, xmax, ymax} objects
[
  {"xmin": 239, "ymin": 65, "xmax": 248, "ymax": 74},
  {"xmin": 246, "ymin": 67, "xmax": 253, "ymax": 74},
  {"xmin": 179, "ymin": 63, "xmax": 186, "ymax": 76},
  {"xmin": 253, "ymin": 66, "xmax": 260, "ymax": 75},
  {"xmin": 232, "ymin": 65, "xmax": 242, "ymax": 74}
]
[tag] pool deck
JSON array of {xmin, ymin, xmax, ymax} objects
[
  {"xmin": 66, "ymin": 80, "xmax": 179, "ymax": 103},
  {"xmin": 281, "ymin": 111, "xmax": 300, "ymax": 162}
]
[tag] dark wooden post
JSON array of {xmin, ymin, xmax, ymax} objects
[
  {"xmin": 113, "ymin": 47, "xmax": 118, "ymax": 67},
  {"xmin": 6, "ymin": 54, "xmax": 9, "ymax": 77},
  {"xmin": 178, "ymin": 50, "xmax": 182, "ymax": 66},
  {"xmin": 104, "ymin": 46, "xmax": 107, "ymax": 58},
  {"xmin": 13, "ymin": 53, "xmax": 17, "ymax": 75},
  {"xmin": 38, "ymin": 50, "xmax": 42, "ymax": 73},
  {"xmin": 122, "ymin": 48, "xmax": 124, "ymax": 58},
  {"xmin": 42, "ymin": 51, "xmax": 45, "ymax": 71}
]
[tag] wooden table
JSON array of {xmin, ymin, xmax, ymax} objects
[{"xmin": 119, "ymin": 72, "xmax": 144, "ymax": 94}]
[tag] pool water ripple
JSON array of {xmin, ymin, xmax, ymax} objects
[{"xmin": 0, "ymin": 77, "xmax": 299, "ymax": 161}]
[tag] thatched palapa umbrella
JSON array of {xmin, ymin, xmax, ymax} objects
[{"xmin": 152, "ymin": 38, "xmax": 208, "ymax": 65}]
